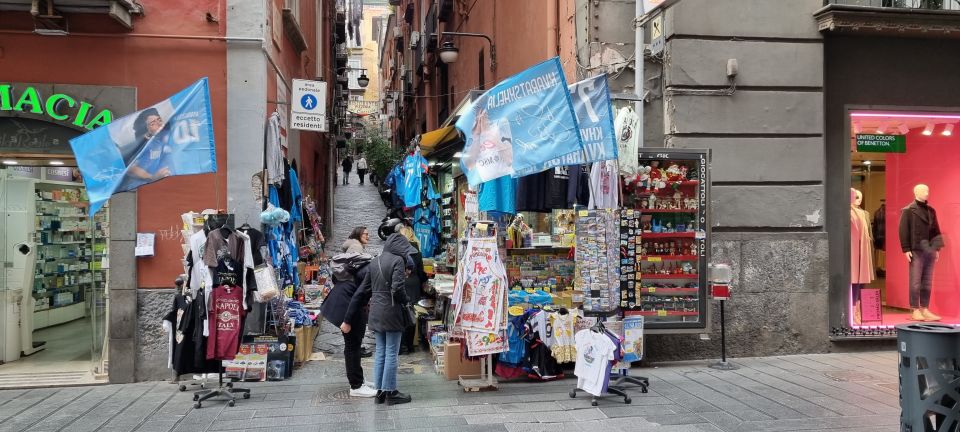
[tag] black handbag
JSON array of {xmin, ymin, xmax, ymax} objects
[{"xmin": 378, "ymin": 257, "xmax": 416, "ymax": 329}]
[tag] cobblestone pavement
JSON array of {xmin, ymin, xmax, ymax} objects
[
  {"xmin": 330, "ymin": 177, "xmax": 386, "ymax": 256},
  {"xmin": 0, "ymin": 351, "xmax": 901, "ymax": 431}
]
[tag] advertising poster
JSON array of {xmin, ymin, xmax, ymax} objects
[
  {"xmin": 223, "ymin": 342, "xmax": 269, "ymax": 381},
  {"xmin": 622, "ymin": 316, "xmax": 645, "ymax": 363}
]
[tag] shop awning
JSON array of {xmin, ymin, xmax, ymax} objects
[{"xmin": 419, "ymin": 125, "xmax": 460, "ymax": 156}]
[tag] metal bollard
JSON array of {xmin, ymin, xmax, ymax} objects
[{"xmin": 896, "ymin": 323, "xmax": 960, "ymax": 432}]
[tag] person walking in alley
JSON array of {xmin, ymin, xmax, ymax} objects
[
  {"xmin": 341, "ymin": 227, "xmax": 417, "ymax": 406},
  {"xmin": 321, "ymin": 252, "xmax": 377, "ymax": 397},
  {"xmin": 342, "ymin": 226, "xmax": 370, "ymax": 253},
  {"xmin": 356, "ymin": 155, "xmax": 369, "ymax": 185},
  {"xmin": 341, "ymin": 155, "xmax": 353, "ymax": 185}
]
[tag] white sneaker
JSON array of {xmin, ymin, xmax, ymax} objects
[{"xmin": 349, "ymin": 385, "xmax": 378, "ymax": 397}]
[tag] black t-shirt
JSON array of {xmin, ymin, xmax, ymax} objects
[
  {"xmin": 544, "ymin": 166, "xmax": 571, "ymax": 209},
  {"xmin": 238, "ymin": 227, "xmax": 267, "ymax": 266},
  {"xmin": 213, "ymin": 257, "xmax": 243, "ymax": 287},
  {"xmin": 567, "ymin": 164, "xmax": 590, "ymax": 208},
  {"xmin": 516, "ymin": 171, "xmax": 548, "ymax": 212}
]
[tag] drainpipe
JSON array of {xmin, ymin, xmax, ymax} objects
[
  {"xmin": 547, "ymin": 0, "xmax": 559, "ymax": 57},
  {"xmin": 635, "ymin": 0, "xmax": 644, "ymax": 147}
]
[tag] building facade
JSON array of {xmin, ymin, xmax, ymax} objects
[
  {"xmin": 377, "ymin": 0, "xmax": 960, "ymax": 360},
  {"xmin": 0, "ymin": 0, "xmax": 334, "ymax": 383}
]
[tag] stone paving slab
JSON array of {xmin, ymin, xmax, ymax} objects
[{"xmin": 0, "ymin": 351, "xmax": 902, "ymax": 432}]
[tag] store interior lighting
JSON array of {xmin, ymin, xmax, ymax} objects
[
  {"xmin": 875, "ymin": 122, "xmax": 886, "ymax": 134},
  {"xmin": 2, "ymin": 160, "xmax": 18, "ymax": 165},
  {"xmin": 49, "ymin": 160, "xmax": 64, "ymax": 166},
  {"xmin": 852, "ymin": 122, "xmax": 861, "ymax": 134},
  {"xmin": 863, "ymin": 160, "xmax": 872, "ymax": 166},
  {"xmin": 943, "ymin": 124, "xmax": 954, "ymax": 136},
  {"xmin": 897, "ymin": 124, "xmax": 910, "ymax": 135},
  {"xmin": 453, "ymin": 152, "xmax": 463, "ymax": 158},
  {"xmin": 922, "ymin": 123, "xmax": 935, "ymax": 135}
]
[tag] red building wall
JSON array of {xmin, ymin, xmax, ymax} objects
[{"xmin": 0, "ymin": 0, "xmax": 229, "ymax": 288}]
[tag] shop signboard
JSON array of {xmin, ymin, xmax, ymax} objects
[
  {"xmin": 0, "ymin": 84, "xmax": 113, "ymax": 130},
  {"xmin": 290, "ymin": 79, "xmax": 328, "ymax": 133},
  {"xmin": 45, "ymin": 166, "xmax": 74, "ymax": 182},
  {"xmin": 856, "ymin": 134, "xmax": 906, "ymax": 153},
  {"xmin": 8, "ymin": 166, "xmax": 40, "ymax": 179}
]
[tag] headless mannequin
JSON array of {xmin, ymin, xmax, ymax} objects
[
  {"xmin": 850, "ymin": 189, "xmax": 874, "ymax": 324},
  {"xmin": 901, "ymin": 184, "xmax": 942, "ymax": 321}
]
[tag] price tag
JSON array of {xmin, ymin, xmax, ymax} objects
[
  {"xmin": 657, "ymin": 310, "xmax": 668, "ymax": 317},
  {"xmin": 647, "ymin": 256, "xmax": 662, "ymax": 262},
  {"xmin": 578, "ymin": 210, "xmax": 589, "ymax": 217},
  {"xmin": 648, "ymin": 287, "xmax": 656, "ymax": 293}
]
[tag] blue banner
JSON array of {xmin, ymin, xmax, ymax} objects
[
  {"xmin": 70, "ymin": 78, "xmax": 217, "ymax": 216},
  {"xmin": 456, "ymin": 57, "xmax": 582, "ymax": 186},
  {"xmin": 515, "ymin": 74, "xmax": 618, "ymax": 176}
]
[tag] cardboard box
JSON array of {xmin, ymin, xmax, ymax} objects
[{"xmin": 442, "ymin": 342, "xmax": 482, "ymax": 380}]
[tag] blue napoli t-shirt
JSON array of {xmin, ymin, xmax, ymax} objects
[
  {"xmin": 478, "ymin": 176, "xmax": 517, "ymax": 215},
  {"xmin": 402, "ymin": 153, "xmax": 428, "ymax": 207}
]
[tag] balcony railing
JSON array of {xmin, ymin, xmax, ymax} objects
[{"xmin": 826, "ymin": 0, "xmax": 960, "ymax": 11}]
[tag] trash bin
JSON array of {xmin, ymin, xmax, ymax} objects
[{"xmin": 896, "ymin": 323, "xmax": 960, "ymax": 432}]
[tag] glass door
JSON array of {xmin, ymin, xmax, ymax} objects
[{"xmin": 89, "ymin": 201, "xmax": 109, "ymax": 378}]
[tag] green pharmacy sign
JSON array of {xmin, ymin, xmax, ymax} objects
[
  {"xmin": 856, "ymin": 134, "xmax": 906, "ymax": 153},
  {"xmin": 0, "ymin": 84, "xmax": 113, "ymax": 130}
]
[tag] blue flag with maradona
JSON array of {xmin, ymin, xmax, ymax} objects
[
  {"xmin": 456, "ymin": 57, "xmax": 583, "ymax": 186},
  {"xmin": 514, "ymin": 74, "xmax": 618, "ymax": 176},
  {"xmin": 70, "ymin": 78, "xmax": 217, "ymax": 216}
]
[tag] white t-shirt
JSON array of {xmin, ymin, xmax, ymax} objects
[
  {"xmin": 588, "ymin": 160, "xmax": 620, "ymax": 210},
  {"xmin": 615, "ymin": 106, "xmax": 640, "ymax": 176},
  {"xmin": 574, "ymin": 329, "xmax": 617, "ymax": 396},
  {"xmin": 188, "ymin": 231, "xmax": 209, "ymax": 296}
]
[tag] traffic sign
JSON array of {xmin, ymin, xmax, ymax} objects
[{"xmin": 291, "ymin": 79, "xmax": 327, "ymax": 132}]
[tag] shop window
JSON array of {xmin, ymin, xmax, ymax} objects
[{"xmin": 847, "ymin": 111, "xmax": 960, "ymax": 329}]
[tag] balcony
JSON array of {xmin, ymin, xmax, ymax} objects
[
  {"xmin": 816, "ymin": 0, "xmax": 960, "ymax": 37},
  {"xmin": 335, "ymin": 45, "xmax": 348, "ymax": 67}
]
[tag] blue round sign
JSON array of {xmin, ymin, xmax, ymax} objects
[{"xmin": 300, "ymin": 94, "xmax": 318, "ymax": 110}]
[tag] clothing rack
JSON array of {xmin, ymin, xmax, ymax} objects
[{"xmin": 569, "ymin": 310, "xmax": 649, "ymax": 406}]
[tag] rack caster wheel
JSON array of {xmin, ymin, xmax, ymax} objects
[
  {"xmin": 192, "ymin": 395, "xmax": 199, "ymax": 401},
  {"xmin": 179, "ymin": 385, "xmax": 186, "ymax": 392},
  {"xmin": 591, "ymin": 400, "xmax": 598, "ymax": 407},
  {"xmin": 641, "ymin": 387, "xmax": 648, "ymax": 394},
  {"xmin": 568, "ymin": 390, "xmax": 576, "ymax": 398},
  {"xmin": 243, "ymin": 393, "xmax": 250, "ymax": 399},
  {"xmin": 624, "ymin": 398, "xmax": 632, "ymax": 404},
  {"xmin": 226, "ymin": 382, "xmax": 233, "ymax": 388},
  {"xmin": 228, "ymin": 400, "xmax": 235, "ymax": 407},
  {"xmin": 194, "ymin": 402, "xmax": 201, "ymax": 409}
]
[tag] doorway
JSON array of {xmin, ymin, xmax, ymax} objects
[{"xmin": 0, "ymin": 158, "xmax": 109, "ymax": 388}]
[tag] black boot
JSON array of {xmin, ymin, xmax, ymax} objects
[
  {"xmin": 385, "ymin": 390, "xmax": 412, "ymax": 405},
  {"xmin": 375, "ymin": 390, "xmax": 386, "ymax": 405}
]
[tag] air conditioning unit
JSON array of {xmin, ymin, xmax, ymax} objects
[{"xmin": 410, "ymin": 31, "xmax": 420, "ymax": 49}]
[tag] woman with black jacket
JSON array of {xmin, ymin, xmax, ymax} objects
[
  {"xmin": 321, "ymin": 254, "xmax": 376, "ymax": 397},
  {"xmin": 342, "ymin": 232, "xmax": 417, "ymax": 405},
  {"xmin": 398, "ymin": 226, "xmax": 427, "ymax": 354}
]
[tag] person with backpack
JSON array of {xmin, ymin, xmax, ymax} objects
[
  {"xmin": 342, "ymin": 223, "xmax": 417, "ymax": 405},
  {"xmin": 322, "ymin": 252, "xmax": 376, "ymax": 397}
]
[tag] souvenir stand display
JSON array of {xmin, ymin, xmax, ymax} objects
[
  {"xmin": 619, "ymin": 149, "xmax": 710, "ymax": 329},
  {"xmin": 449, "ymin": 221, "xmax": 508, "ymax": 391}
]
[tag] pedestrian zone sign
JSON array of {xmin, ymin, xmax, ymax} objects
[{"xmin": 291, "ymin": 79, "xmax": 327, "ymax": 132}]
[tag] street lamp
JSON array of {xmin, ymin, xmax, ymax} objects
[
  {"xmin": 438, "ymin": 40, "xmax": 459, "ymax": 64},
  {"xmin": 384, "ymin": 92, "xmax": 394, "ymax": 103},
  {"xmin": 337, "ymin": 67, "xmax": 370, "ymax": 88},
  {"xmin": 432, "ymin": 31, "xmax": 496, "ymax": 70}
]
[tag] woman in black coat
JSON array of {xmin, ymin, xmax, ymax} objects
[
  {"xmin": 322, "ymin": 256, "xmax": 376, "ymax": 397},
  {"xmin": 342, "ymin": 232, "xmax": 417, "ymax": 405}
]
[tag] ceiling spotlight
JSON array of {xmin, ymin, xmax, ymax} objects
[
  {"xmin": 943, "ymin": 124, "xmax": 954, "ymax": 136},
  {"xmin": 875, "ymin": 122, "xmax": 886, "ymax": 134},
  {"xmin": 897, "ymin": 124, "xmax": 910, "ymax": 135},
  {"xmin": 922, "ymin": 123, "xmax": 935, "ymax": 136},
  {"xmin": 2, "ymin": 160, "xmax": 18, "ymax": 165},
  {"xmin": 49, "ymin": 160, "xmax": 65, "ymax": 166},
  {"xmin": 452, "ymin": 152, "xmax": 464, "ymax": 158},
  {"xmin": 863, "ymin": 160, "xmax": 872, "ymax": 166}
]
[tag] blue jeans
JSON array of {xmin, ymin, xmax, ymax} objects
[
  {"xmin": 373, "ymin": 331, "xmax": 402, "ymax": 391},
  {"xmin": 909, "ymin": 249, "xmax": 936, "ymax": 308}
]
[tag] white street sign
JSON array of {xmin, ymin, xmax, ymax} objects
[{"xmin": 291, "ymin": 79, "xmax": 327, "ymax": 132}]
